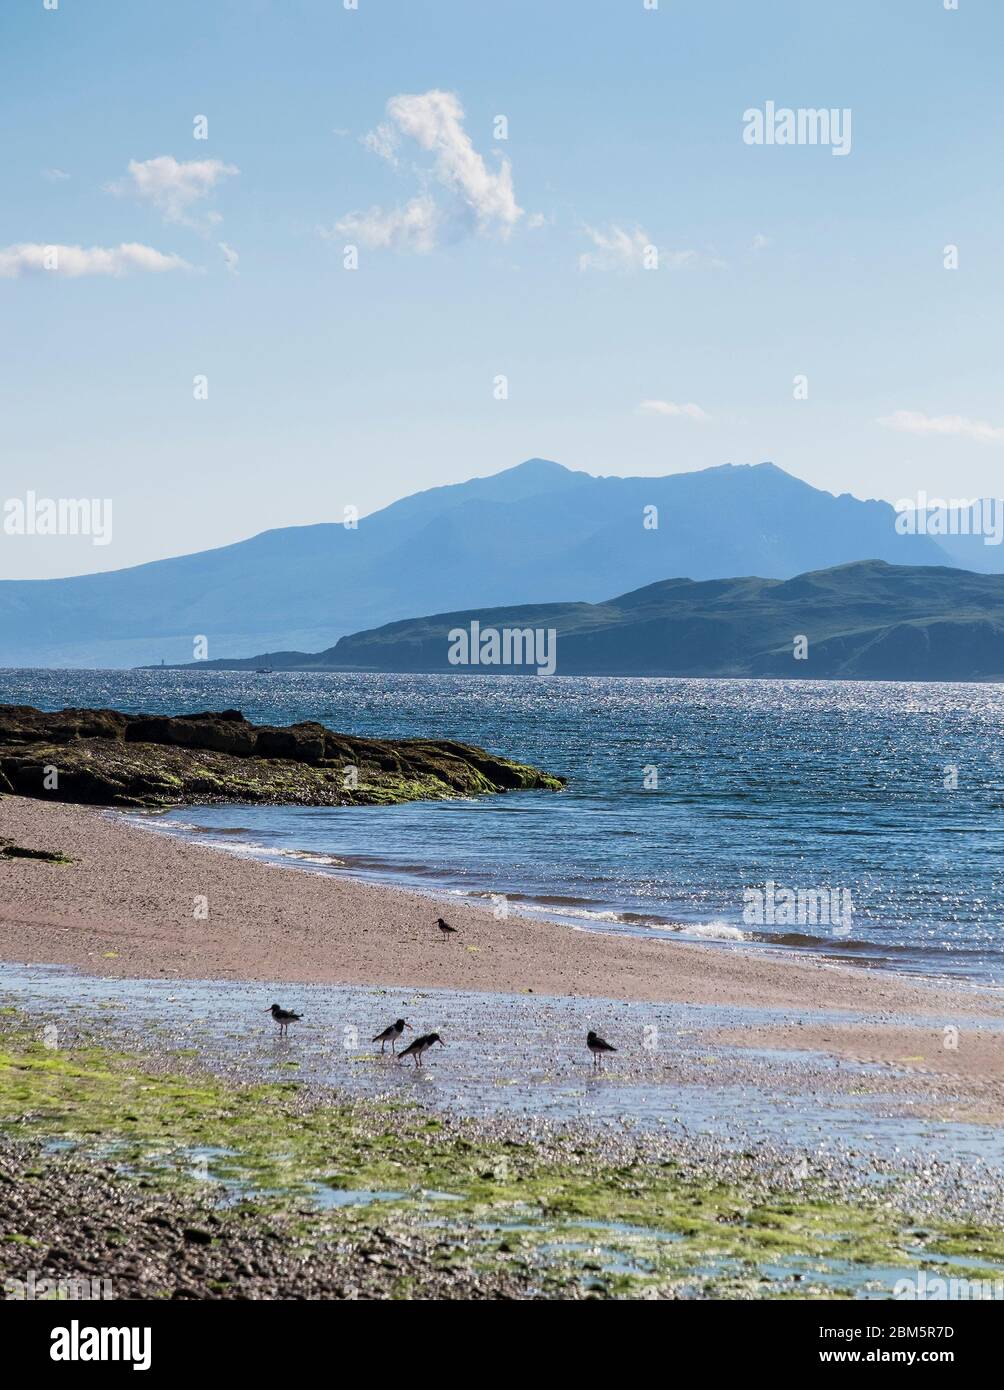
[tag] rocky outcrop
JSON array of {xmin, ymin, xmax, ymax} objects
[{"xmin": 0, "ymin": 705, "xmax": 565, "ymax": 810}]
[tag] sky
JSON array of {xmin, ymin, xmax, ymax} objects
[{"xmin": 2, "ymin": 0, "xmax": 1002, "ymax": 579}]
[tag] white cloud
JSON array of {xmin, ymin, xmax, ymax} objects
[
  {"xmin": 0, "ymin": 242, "xmax": 191, "ymax": 278},
  {"xmin": 333, "ymin": 195, "xmax": 440, "ymax": 254},
  {"xmin": 110, "ymin": 155, "xmax": 238, "ymax": 229},
  {"xmin": 578, "ymin": 224, "xmax": 696, "ymax": 273},
  {"xmin": 42, "ymin": 168, "xmax": 70, "ymax": 182},
  {"xmin": 335, "ymin": 89, "xmax": 523, "ymax": 252},
  {"xmin": 362, "ymin": 122, "xmax": 400, "ymax": 166},
  {"xmin": 750, "ymin": 232, "xmax": 771, "ymax": 252},
  {"xmin": 386, "ymin": 90, "xmax": 521, "ymax": 233},
  {"xmin": 879, "ymin": 409, "xmax": 1004, "ymax": 445},
  {"xmin": 639, "ymin": 399, "xmax": 711, "ymax": 422},
  {"xmin": 218, "ymin": 241, "xmax": 239, "ymax": 274},
  {"xmin": 579, "ymin": 224, "xmax": 649, "ymax": 271}
]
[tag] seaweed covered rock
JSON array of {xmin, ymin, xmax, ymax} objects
[{"xmin": 0, "ymin": 704, "xmax": 565, "ymax": 810}]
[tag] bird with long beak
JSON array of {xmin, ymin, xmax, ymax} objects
[
  {"xmin": 586, "ymin": 1030, "xmax": 616, "ymax": 1066},
  {"xmin": 372, "ymin": 1018, "xmax": 411, "ymax": 1054},
  {"xmin": 436, "ymin": 917, "xmax": 457, "ymax": 940},
  {"xmin": 398, "ymin": 1032, "xmax": 445, "ymax": 1067},
  {"xmin": 266, "ymin": 1003, "xmax": 302, "ymax": 1036}
]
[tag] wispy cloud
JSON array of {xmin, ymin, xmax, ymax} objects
[
  {"xmin": 331, "ymin": 195, "xmax": 441, "ymax": 254},
  {"xmin": 0, "ymin": 242, "xmax": 190, "ymax": 278},
  {"xmin": 218, "ymin": 241, "xmax": 239, "ymax": 274},
  {"xmin": 109, "ymin": 155, "xmax": 238, "ymax": 230},
  {"xmin": 578, "ymin": 224, "xmax": 697, "ymax": 273},
  {"xmin": 879, "ymin": 409, "xmax": 1004, "ymax": 445},
  {"xmin": 639, "ymin": 399, "xmax": 710, "ymax": 422},
  {"xmin": 42, "ymin": 168, "xmax": 70, "ymax": 182},
  {"xmin": 579, "ymin": 225, "xmax": 652, "ymax": 272},
  {"xmin": 333, "ymin": 89, "xmax": 523, "ymax": 252},
  {"xmin": 362, "ymin": 122, "xmax": 401, "ymax": 167}
]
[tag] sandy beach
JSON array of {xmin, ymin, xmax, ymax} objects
[{"xmin": 2, "ymin": 793, "xmax": 999, "ymax": 1031}]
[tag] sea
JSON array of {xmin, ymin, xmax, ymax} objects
[{"xmin": 2, "ymin": 669, "xmax": 1003, "ymax": 984}]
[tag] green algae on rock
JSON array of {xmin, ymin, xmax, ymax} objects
[{"xmin": 0, "ymin": 704, "xmax": 564, "ymax": 809}]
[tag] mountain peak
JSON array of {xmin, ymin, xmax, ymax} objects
[
  {"xmin": 484, "ymin": 457, "xmax": 580, "ymax": 487},
  {"xmin": 445, "ymin": 456, "xmax": 583, "ymax": 503},
  {"xmin": 506, "ymin": 457, "xmax": 569, "ymax": 476}
]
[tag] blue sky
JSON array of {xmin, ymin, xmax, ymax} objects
[{"xmin": 2, "ymin": 0, "xmax": 1002, "ymax": 578}]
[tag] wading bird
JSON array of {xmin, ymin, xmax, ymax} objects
[
  {"xmin": 266, "ymin": 1003, "xmax": 302, "ymax": 1036},
  {"xmin": 436, "ymin": 917, "xmax": 457, "ymax": 940},
  {"xmin": 398, "ymin": 1032, "xmax": 445, "ymax": 1067},
  {"xmin": 372, "ymin": 1018, "xmax": 411, "ymax": 1053},
  {"xmin": 586, "ymin": 1030, "xmax": 616, "ymax": 1066}
]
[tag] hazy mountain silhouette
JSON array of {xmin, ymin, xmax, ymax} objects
[{"xmin": 0, "ymin": 458, "xmax": 982, "ymax": 668}]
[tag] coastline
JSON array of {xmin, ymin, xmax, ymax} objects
[
  {"xmin": 6, "ymin": 793, "xmax": 1004, "ymax": 1301},
  {"xmin": 121, "ymin": 807, "xmax": 982, "ymax": 973},
  {"xmin": 1, "ymin": 794, "xmax": 997, "ymax": 1020},
  {"xmin": 126, "ymin": 806, "xmax": 756, "ymax": 946}
]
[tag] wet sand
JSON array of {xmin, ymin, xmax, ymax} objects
[
  {"xmin": 1, "ymin": 796, "xmax": 998, "ymax": 1024},
  {"xmin": 714, "ymin": 1021, "xmax": 1004, "ymax": 1122},
  {"xmin": 9, "ymin": 960, "xmax": 1004, "ymax": 1148}
]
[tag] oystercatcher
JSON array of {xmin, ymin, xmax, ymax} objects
[
  {"xmin": 266, "ymin": 1003, "xmax": 302, "ymax": 1036},
  {"xmin": 398, "ymin": 1032, "xmax": 445, "ymax": 1067},
  {"xmin": 372, "ymin": 1018, "xmax": 411, "ymax": 1054},
  {"xmin": 586, "ymin": 1030, "xmax": 616, "ymax": 1066}
]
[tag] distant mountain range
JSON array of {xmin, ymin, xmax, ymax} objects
[
  {"xmin": 174, "ymin": 561, "xmax": 1004, "ymax": 683},
  {"xmin": 1, "ymin": 458, "xmax": 1001, "ymax": 669}
]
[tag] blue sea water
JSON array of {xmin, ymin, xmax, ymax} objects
[{"xmin": 2, "ymin": 669, "xmax": 1003, "ymax": 982}]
